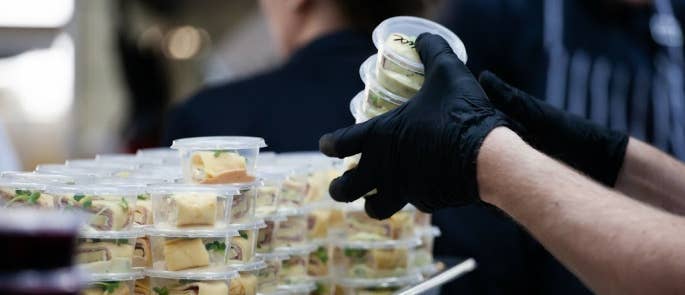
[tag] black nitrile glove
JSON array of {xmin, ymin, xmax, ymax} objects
[
  {"xmin": 319, "ymin": 33, "xmax": 512, "ymax": 219},
  {"xmin": 479, "ymin": 71, "xmax": 629, "ymax": 186}
]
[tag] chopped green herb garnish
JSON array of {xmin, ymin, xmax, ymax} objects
[
  {"xmin": 179, "ymin": 279, "xmax": 200, "ymax": 285},
  {"xmin": 5, "ymin": 190, "xmax": 41, "ymax": 207},
  {"xmin": 205, "ymin": 240, "xmax": 227, "ymax": 252},
  {"xmin": 313, "ymin": 246, "xmax": 328, "ymax": 263},
  {"xmin": 120, "ymin": 197, "xmax": 129, "ymax": 211},
  {"xmin": 137, "ymin": 194, "xmax": 149, "ymax": 200},
  {"xmin": 213, "ymin": 150, "xmax": 228, "ymax": 158},
  {"xmin": 94, "ymin": 281, "xmax": 120, "ymax": 293},
  {"xmin": 153, "ymin": 286, "xmax": 169, "ymax": 295},
  {"xmin": 73, "ymin": 194, "xmax": 85, "ymax": 202},
  {"xmin": 315, "ymin": 282, "xmax": 325, "ymax": 294},
  {"xmin": 344, "ymin": 248, "xmax": 367, "ymax": 258},
  {"xmin": 82, "ymin": 199, "xmax": 93, "ymax": 208},
  {"xmin": 115, "ymin": 239, "xmax": 129, "ymax": 245},
  {"xmin": 239, "ymin": 230, "xmax": 249, "ymax": 240}
]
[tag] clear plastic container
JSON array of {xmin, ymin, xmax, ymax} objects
[
  {"xmin": 1, "ymin": 171, "xmax": 85, "ymax": 185},
  {"xmin": 134, "ymin": 194, "xmax": 153, "ymax": 226},
  {"xmin": 229, "ymin": 259, "xmax": 267, "ymax": 295},
  {"xmin": 133, "ymin": 236, "xmax": 152, "ymax": 268},
  {"xmin": 333, "ymin": 273, "xmax": 423, "ymax": 295},
  {"xmin": 307, "ymin": 208, "xmax": 344, "ymax": 242},
  {"xmin": 278, "ymin": 172, "xmax": 310, "ymax": 209},
  {"xmin": 227, "ymin": 220, "xmax": 267, "ymax": 264},
  {"xmin": 412, "ymin": 226, "xmax": 441, "ymax": 273},
  {"xmin": 276, "ymin": 245, "xmax": 316, "ymax": 284},
  {"xmin": 343, "ymin": 202, "xmax": 416, "ymax": 241},
  {"xmin": 256, "ymin": 214, "xmax": 286, "ymax": 254},
  {"xmin": 372, "ymin": 16, "xmax": 467, "ymax": 97},
  {"xmin": 147, "ymin": 228, "xmax": 239, "ymax": 272},
  {"xmin": 135, "ymin": 276, "xmax": 151, "ymax": 295},
  {"xmin": 331, "ymin": 238, "xmax": 421, "ymax": 279},
  {"xmin": 81, "ymin": 271, "xmax": 144, "ymax": 295},
  {"xmin": 359, "ymin": 54, "xmax": 409, "ymax": 117},
  {"xmin": 256, "ymin": 166, "xmax": 291, "ymax": 217},
  {"xmin": 51, "ymin": 185, "xmax": 140, "ymax": 232},
  {"xmin": 274, "ymin": 211, "xmax": 309, "ymax": 248},
  {"xmin": 255, "ymin": 252, "xmax": 289, "ymax": 293},
  {"xmin": 171, "ymin": 136, "xmax": 267, "ymax": 184},
  {"xmin": 136, "ymin": 147, "xmax": 181, "ymax": 165},
  {"xmin": 231, "ymin": 182, "xmax": 259, "ymax": 224},
  {"xmin": 146, "ymin": 269, "xmax": 238, "ymax": 295},
  {"xmin": 76, "ymin": 230, "xmax": 140, "ymax": 274},
  {"xmin": 35, "ymin": 164, "xmax": 116, "ymax": 178},
  {"xmin": 0, "ymin": 180, "xmax": 50, "ymax": 209},
  {"xmin": 307, "ymin": 241, "xmax": 330, "ymax": 278},
  {"xmin": 276, "ymin": 282, "xmax": 317, "ymax": 295},
  {"xmin": 65, "ymin": 159, "xmax": 140, "ymax": 178},
  {"xmin": 148, "ymin": 184, "xmax": 239, "ymax": 230}
]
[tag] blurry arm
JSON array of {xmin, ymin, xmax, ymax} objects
[
  {"xmin": 478, "ymin": 127, "xmax": 685, "ymax": 295},
  {"xmin": 615, "ymin": 138, "xmax": 685, "ymax": 215}
]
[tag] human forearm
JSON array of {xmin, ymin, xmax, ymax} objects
[
  {"xmin": 615, "ymin": 138, "xmax": 685, "ymax": 215},
  {"xmin": 478, "ymin": 128, "xmax": 685, "ymax": 295}
]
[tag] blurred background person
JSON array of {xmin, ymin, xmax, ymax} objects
[
  {"xmin": 436, "ymin": 0, "xmax": 685, "ymax": 294},
  {"xmin": 163, "ymin": 0, "xmax": 432, "ymax": 151}
]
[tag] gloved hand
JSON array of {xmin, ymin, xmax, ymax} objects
[
  {"xmin": 319, "ymin": 33, "xmax": 512, "ymax": 219},
  {"xmin": 479, "ymin": 71, "xmax": 629, "ymax": 186}
]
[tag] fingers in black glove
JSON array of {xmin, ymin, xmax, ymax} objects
[{"xmin": 479, "ymin": 71, "xmax": 629, "ymax": 186}]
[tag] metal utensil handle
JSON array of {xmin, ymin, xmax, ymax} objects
[{"xmin": 396, "ymin": 258, "xmax": 477, "ymax": 295}]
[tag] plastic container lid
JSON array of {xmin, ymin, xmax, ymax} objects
[
  {"xmin": 147, "ymin": 183, "xmax": 240, "ymax": 195},
  {"xmin": 146, "ymin": 269, "xmax": 238, "ymax": 280},
  {"xmin": 65, "ymin": 159, "xmax": 141, "ymax": 170},
  {"xmin": 360, "ymin": 54, "xmax": 411, "ymax": 106},
  {"xmin": 171, "ymin": 136, "xmax": 267, "ymax": 150},
  {"xmin": 85, "ymin": 270, "xmax": 145, "ymax": 282},
  {"xmin": 0, "ymin": 207, "xmax": 84, "ymax": 232},
  {"xmin": 1, "ymin": 171, "xmax": 83, "ymax": 185},
  {"xmin": 274, "ymin": 245, "xmax": 317, "ymax": 256},
  {"xmin": 136, "ymin": 147, "xmax": 178, "ymax": 158},
  {"xmin": 48, "ymin": 184, "xmax": 143, "ymax": 196},
  {"xmin": 372, "ymin": 16, "xmax": 467, "ymax": 73},
  {"xmin": 35, "ymin": 164, "xmax": 116, "ymax": 177},
  {"xmin": 255, "ymin": 252, "xmax": 290, "ymax": 261},
  {"xmin": 349, "ymin": 92, "xmax": 370, "ymax": 123},
  {"xmin": 277, "ymin": 282, "xmax": 317, "ymax": 294},
  {"xmin": 230, "ymin": 259, "xmax": 267, "ymax": 272},
  {"xmin": 79, "ymin": 229, "xmax": 142, "ymax": 239},
  {"xmin": 332, "ymin": 238, "xmax": 422, "ymax": 249},
  {"xmin": 96, "ymin": 154, "xmax": 167, "ymax": 166},
  {"xmin": 228, "ymin": 219, "xmax": 267, "ymax": 231},
  {"xmin": 145, "ymin": 227, "xmax": 239, "ymax": 238},
  {"xmin": 257, "ymin": 165, "xmax": 294, "ymax": 181},
  {"xmin": 0, "ymin": 179, "xmax": 45, "ymax": 191},
  {"xmin": 336, "ymin": 272, "xmax": 423, "ymax": 288}
]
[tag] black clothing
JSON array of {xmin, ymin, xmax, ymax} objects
[{"xmin": 164, "ymin": 30, "xmax": 375, "ymax": 151}]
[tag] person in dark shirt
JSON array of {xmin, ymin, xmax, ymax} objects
[
  {"xmin": 434, "ymin": 0, "xmax": 685, "ymax": 294},
  {"xmin": 164, "ymin": 0, "xmax": 429, "ymax": 151}
]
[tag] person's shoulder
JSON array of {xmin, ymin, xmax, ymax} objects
[{"xmin": 188, "ymin": 70, "xmax": 284, "ymax": 109}]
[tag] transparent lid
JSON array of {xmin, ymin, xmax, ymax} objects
[
  {"xmin": 230, "ymin": 259, "xmax": 267, "ymax": 272},
  {"xmin": 136, "ymin": 147, "xmax": 178, "ymax": 158},
  {"xmin": 372, "ymin": 16, "xmax": 467, "ymax": 73},
  {"xmin": 35, "ymin": 164, "xmax": 116, "ymax": 177},
  {"xmin": 147, "ymin": 183, "xmax": 239, "ymax": 195},
  {"xmin": 1, "ymin": 171, "xmax": 84, "ymax": 185},
  {"xmin": 255, "ymin": 252, "xmax": 290, "ymax": 261},
  {"xmin": 0, "ymin": 207, "xmax": 84, "ymax": 232},
  {"xmin": 48, "ymin": 184, "xmax": 143, "ymax": 196},
  {"xmin": 336, "ymin": 273, "xmax": 423, "ymax": 288},
  {"xmin": 277, "ymin": 282, "xmax": 317, "ymax": 294},
  {"xmin": 171, "ymin": 136, "xmax": 267, "ymax": 150},
  {"xmin": 96, "ymin": 154, "xmax": 166, "ymax": 166},
  {"xmin": 360, "ymin": 54, "xmax": 410, "ymax": 105},
  {"xmin": 256, "ymin": 165, "xmax": 294, "ymax": 181},
  {"xmin": 274, "ymin": 244, "xmax": 317, "ymax": 256},
  {"xmin": 0, "ymin": 179, "xmax": 45, "ymax": 191},
  {"xmin": 227, "ymin": 219, "xmax": 267, "ymax": 231},
  {"xmin": 84, "ymin": 270, "xmax": 145, "ymax": 282},
  {"xmin": 350, "ymin": 92, "xmax": 370, "ymax": 123},
  {"xmin": 332, "ymin": 238, "xmax": 422, "ymax": 249},
  {"xmin": 145, "ymin": 227, "xmax": 239, "ymax": 238},
  {"xmin": 65, "ymin": 159, "xmax": 140, "ymax": 170},
  {"xmin": 79, "ymin": 229, "xmax": 142, "ymax": 239},
  {"xmin": 145, "ymin": 269, "xmax": 238, "ymax": 280}
]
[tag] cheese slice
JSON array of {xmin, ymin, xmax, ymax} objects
[
  {"xmin": 230, "ymin": 274, "xmax": 257, "ymax": 295},
  {"xmin": 173, "ymin": 193, "xmax": 217, "ymax": 226},
  {"xmin": 192, "ymin": 151, "xmax": 247, "ymax": 178},
  {"xmin": 308, "ymin": 210, "xmax": 330, "ymax": 239},
  {"xmin": 163, "ymin": 238, "xmax": 210, "ymax": 271},
  {"xmin": 370, "ymin": 248, "xmax": 407, "ymax": 270}
]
